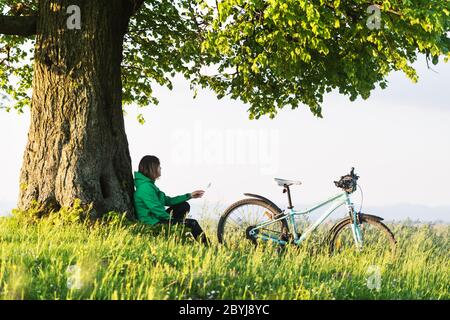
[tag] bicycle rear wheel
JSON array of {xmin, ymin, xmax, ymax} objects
[{"xmin": 217, "ymin": 198, "xmax": 289, "ymax": 248}]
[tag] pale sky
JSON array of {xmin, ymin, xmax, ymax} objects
[{"xmin": 0, "ymin": 55, "xmax": 449, "ymax": 217}]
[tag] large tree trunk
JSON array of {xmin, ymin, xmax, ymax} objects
[{"xmin": 18, "ymin": 0, "xmax": 136, "ymax": 218}]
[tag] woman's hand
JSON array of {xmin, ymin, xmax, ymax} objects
[{"xmin": 190, "ymin": 190, "xmax": 205, "ymax": 199}]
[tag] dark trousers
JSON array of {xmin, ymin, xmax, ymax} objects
[{"xmin": 160, "ymin": 202, "xmax": 209, "ymax": 244}]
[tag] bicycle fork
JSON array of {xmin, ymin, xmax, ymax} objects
[{"xmin": 346, "ymin": 194, "xmax": 364, "ymax": 250}]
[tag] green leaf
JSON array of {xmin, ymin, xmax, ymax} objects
[
  {"xmin": 2, "ymin": 0, "xmax": 449, "ymax": 122},
  {"xmin": 432, "ymin": 55, "xmax": 439, "ymax": 65}
]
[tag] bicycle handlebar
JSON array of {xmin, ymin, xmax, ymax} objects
[{"xmin": 334, "ymin": 167, "xmax": 359, "ymax": 193}]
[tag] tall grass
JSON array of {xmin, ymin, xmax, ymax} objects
[{"xmin": 0, "ymin": 204, "xmax": 448, "ymax": 300}]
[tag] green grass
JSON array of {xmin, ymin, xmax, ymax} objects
[{"xmin": 0, "ymin": 205, "xmax": 448, "ymax": 300}]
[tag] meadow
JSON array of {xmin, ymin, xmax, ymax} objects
[{"xmin": 0, "ymin": 203, "xmax": 448, "ymax": 300}]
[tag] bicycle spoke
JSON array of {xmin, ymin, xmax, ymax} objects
[
  {"xmin": 219, "ymin": 200, "xmax": 287, "ymax": 247},
  {"xmin": 332, "ymin": 219, "xmax": 396, "ymax": 260}
]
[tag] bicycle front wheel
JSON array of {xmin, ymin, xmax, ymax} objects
[
  {"xmin": 329, "ymin": 214, "xmax": 397, "ymax": 258},
  {"xmin": 217, "ymin": 198, "xmax": 289, "ymax": 248}
]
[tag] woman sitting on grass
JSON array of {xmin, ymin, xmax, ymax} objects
[{"xmin": 133, "ymin": 155, "xmax": 209, "ymax": 245}]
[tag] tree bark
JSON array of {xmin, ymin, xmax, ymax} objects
[{"xmin": 18, "ymin": 0, "xmax": 136, "ymax": 218}]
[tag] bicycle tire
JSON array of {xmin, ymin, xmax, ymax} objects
[
  {"xmin": 217, "ymin": 198, "xmax": 289, "ymax": 246},
  {"xmin": 328, "ymin": 214, "xmax": 397, "ymax": 256}
]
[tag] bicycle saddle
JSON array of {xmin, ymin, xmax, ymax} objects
[{"xmin": 274, "ymin": 178, "xmax": 302, "ymax": 187}]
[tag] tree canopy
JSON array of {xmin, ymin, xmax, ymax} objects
[{"xmin": 1, "ymin": 0, "xmax": 449, "ymax": 120}]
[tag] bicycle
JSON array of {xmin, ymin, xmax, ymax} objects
[{"xmin": 217, "ymin": 168, "xmax": 396, "ymax": 256}]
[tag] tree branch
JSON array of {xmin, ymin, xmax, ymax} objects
[{"xmin": 0, "ymin": 15, "xmax": 37, "ymax": 36}]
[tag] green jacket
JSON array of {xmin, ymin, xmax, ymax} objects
[{"xmin": 133, "ymin": 171, "xmax": 191, "ymax": 225}]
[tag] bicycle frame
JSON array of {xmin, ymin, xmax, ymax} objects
[{"xmin": 248, "ymin": 191, "xmax": 364, "ymax": 247}]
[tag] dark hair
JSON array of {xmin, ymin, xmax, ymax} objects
[{"xmin": 138, "ymin": 155, "xmax": 160, "ymax": 180}]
